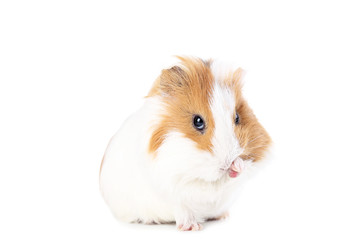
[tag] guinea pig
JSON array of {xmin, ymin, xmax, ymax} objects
[{"xmin": 99, "ymin": 56, "xmax": 271, "ymax": 231}]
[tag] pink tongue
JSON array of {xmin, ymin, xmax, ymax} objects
[{"xmin": 229, "ymin": 169, "xmax": 239, "ymax": 178}]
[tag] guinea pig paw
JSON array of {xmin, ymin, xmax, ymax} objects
[
  {"xmin": 177, "ymin": 222, "xmax": 203, "ymax": 231},
  {"xmin": 229, "ymin": 158, "xmax": 245, "ymax": 178}
]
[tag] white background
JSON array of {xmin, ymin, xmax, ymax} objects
[{"xmin": 1, "ymin": 0, "xmax": 359, "ymax": 239}]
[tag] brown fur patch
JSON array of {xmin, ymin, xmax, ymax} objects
[
  {"xmin": 223, "ymin": 72, "xmax": 272, "ymax": 162},
  {"xmin": 236, "ymin": 100, "xmax": 272, "ymax": 161},
  {"xmin": 147, "ymin": 57, "xmax": 215, "ymax": 154}
]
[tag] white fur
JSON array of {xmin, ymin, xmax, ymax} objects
[
  {"xmin": 99, "ymin": 62, "xmax": 256, "ymax": 229},
  {"xmin": 210, "ymin": 81, "xmax": 244, "ymax": 170}
]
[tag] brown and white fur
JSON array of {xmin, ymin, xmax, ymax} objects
[{"xmin": 99, "ymin": 57, "xmax": 271, "ymax": 231}]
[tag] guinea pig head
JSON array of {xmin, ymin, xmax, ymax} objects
[{"xmin": 147, "ymin": 57, "xmax": 271, "ymax": 181}]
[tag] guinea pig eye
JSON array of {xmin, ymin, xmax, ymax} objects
[
  {"xmin": 235, "ymin": 112, "xmax": 240, "ymax": 125},
  {"xmin": 193, "ymin": 115, "xmax": 205, "ymax": 132}
]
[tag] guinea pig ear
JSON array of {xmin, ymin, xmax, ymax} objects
[
  {"xmin": 158, "ymin": 65, "xmax": 188, "ymax": 96},
  {"xmin": 231, "ymin": 67, "xmax": 245, "ymax": 89}
]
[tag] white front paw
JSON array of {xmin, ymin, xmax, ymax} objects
[
  {"xmin": 177, "ymin": 221, "xmax": 203, "ymax": 231},
  {"xmin": 229, "ymin": 157, "xmax": 245, "ymax": 178},
  {"xmin": 175, "ymin": 207, "xmax": 203, "ymax": 231}
]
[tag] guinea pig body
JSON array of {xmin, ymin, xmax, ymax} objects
[{"xmin": 99, "ymin": 57, "xmax": 271, "ymax": 231}]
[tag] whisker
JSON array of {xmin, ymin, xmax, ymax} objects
[
  {"xmin": 242, "ymin": 134, "xmax": 265, "ymax": 149},
  {"xmin": 245, "ymin": 145, "xmax": 269, "ymax": 151},
  {"xmin": 247, "ymin": 134, "xmax": 265, "ymax": 144}
]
